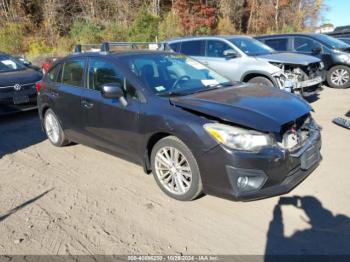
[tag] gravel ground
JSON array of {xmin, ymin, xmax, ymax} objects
[{"xmin": 0, "ymin": 86, "xmax": 349, "ymax": 256}]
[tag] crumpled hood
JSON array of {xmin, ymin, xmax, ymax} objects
[
  {"xmin": 170, "ymin": 85, "xmax": 312, "ymax": 133},
  {"xmin": 0, "ymin": 68, "xmax": 42, "ymax": 87},
  {"xmin": 256, "ymin": 52, "xmax": 321, "ymax": 66}
]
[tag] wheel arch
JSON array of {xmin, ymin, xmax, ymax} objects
[
  {"xmin": 241, "ymin": 71, "xmax": 275, "ymax": 83},
  {"xmin": 143, "ymin": 132, "xmax": 174, "ymax": 174}
]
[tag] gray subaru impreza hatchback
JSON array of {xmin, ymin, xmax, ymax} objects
[{"xmin": 37, "ymin": 42, "xmax": 322, "ymax": 201}]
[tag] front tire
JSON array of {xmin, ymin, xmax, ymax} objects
[
  {"xmin": 327, "ymin": 65, "xmax": 350, "ymax": 89},
  {"xmin": 247, "ymin": 76, "xmax": 274, "ymax": 87},
  {"xmin": 151, "ymin": 136, "xmax": 203, "ymax": 201},
  {"xmin": 44, "ymin": 109, "xmax": 69, "ymax": 147}
]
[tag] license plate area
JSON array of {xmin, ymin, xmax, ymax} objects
[
  {"xmin": 301, "ymin": 144, "xmax": 320, "ymax": 170},
  {"xmin": 13, "ymin": 95, "xmax": 30, "ymax": 105}
]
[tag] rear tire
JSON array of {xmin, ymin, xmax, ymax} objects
[
  {"xmin": 326, "ymin": 65, "xmax": 350, "ymax": 89},
  {"xmin": 151, "ymin": 136, "xmax": 203, "ymax": 201},
  {"xmin": 44, "ymin": 109, "xmax": 69, "ymax": 147},
  {"xmin": 247, "ymin": 76, "xmax": 274, "ymax": 87}
]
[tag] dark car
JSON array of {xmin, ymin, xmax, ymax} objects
[
  {"xmin": 0, "ymin": 53, "xmax": 43, "ymax": 115},
  {"xmin": 37, "ymin": 43, "xmax": 322, "ymax": 201},
  {"xmin": 256, "ymin": 33, "xmax": 350, "ymax": 89}
]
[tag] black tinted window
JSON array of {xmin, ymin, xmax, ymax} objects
[
  {"xmin": 47, "ymin": 64, "xmax": 61, "ymax": 82},
  {"xmin": 180, "ymin": 41, "xmax": 205, "ymax": 56},
  {"xmin": 62, "ymin": 60, "xmax": 85, "ymax": 87},
  {"xmin": 169, "ymin": 43, "xmax": 180, "ymax": 52},
  {"xmin": 207, "ymin": 40, "xmax": 234, "ymax": 57},
  {"xmin": 88, "ymin": 59, "xmax": 124, "ymax": 92},
  {"xmin": 294, "ymin": 37, "xmax": 321, "ymax": 52},
  {"xmin": 265, "ymin": 38, "xmax": 288, "ymax": 51}
]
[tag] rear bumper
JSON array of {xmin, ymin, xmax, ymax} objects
[{"xmin": 198, "ymin": 129, "xmax": 322, "ymax": 201}]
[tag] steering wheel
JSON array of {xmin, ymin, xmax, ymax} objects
[{"xmin": 171, "ymin": 75, "xmax": 191, "ymax": 89}]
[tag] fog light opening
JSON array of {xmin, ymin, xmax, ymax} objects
[{"xmin": 237, "ymin": 176, "xmax": 249, "ymax": 189}]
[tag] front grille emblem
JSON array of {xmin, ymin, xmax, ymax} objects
[{"xmin": 14, "ymin": 84, "xmax": 22, "ymax": 91}]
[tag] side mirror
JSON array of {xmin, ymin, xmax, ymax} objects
[
  {"xmin": 101, "ymin": 83, "xmax": 128, "ymax": 106},
  {"xmin": 101, "ymin": 83, "xmax": 124, "ymax": 99},
  {"xmin": 223, "ymin": 49, "xmax": 238, "ymax": 58},
  {"xmin": 312, "ymin": 47, "xmax": 322, "ymax": 54}
]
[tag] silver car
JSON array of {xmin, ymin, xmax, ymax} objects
[{"xmin": 167, "ymin": 36, "xmax": 325, "ymax": 97}]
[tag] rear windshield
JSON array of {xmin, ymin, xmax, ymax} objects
[{"xmin": 0, "ymin": 56, "xmax": 26, "ymax": 72}]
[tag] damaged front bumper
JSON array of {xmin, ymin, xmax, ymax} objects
[
  {"xmin": 273, "ymin": 64, "xmax": 326, "ymax": 97},
  {"xmin": 198, "ymin": 126, "xmax": 322, "ymax": 201}
]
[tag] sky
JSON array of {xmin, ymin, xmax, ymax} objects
[{"xmin": 322, "ymin": 0, "xmax": 350, "ymax": 27}]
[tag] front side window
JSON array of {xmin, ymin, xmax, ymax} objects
[
  {"xmin": 88, "ymin": 59, "xmax": 138, "ymax": 99},
  {"xmin": 294, "ymin": 37, "xmax": 321, "ymax": 53},
  {"xmin": 88, "ymin": 59, "xmax": 124, "ymax": 92},
  {"xmin": 62, "ymin": 60, "xmax": 85, "ymax": 87},
  {"xmin": 180, "ymin": 40, "xmax": 205, "ymax": 56},
  {"xmin": 120, "ymin": 53, "xmax": 231, "ymax": 95},
  {"xmin": 206, "ymin": 40, "xmax": 235, "ymax": 58},
  {"xmin": 0, "ymin": 56, "xmax": 26, "ymax": 72},
  {"xmin": 265, "ymin": 38, "xmax": 288, "ymax": 51},
  {"xmin": 229, "ymin": 37, "xmax": 274, "ymax": 56}
]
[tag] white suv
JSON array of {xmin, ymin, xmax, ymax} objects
[{"xmin": 167, "ymin": 36, "xmax": 325, "ymax": 97}]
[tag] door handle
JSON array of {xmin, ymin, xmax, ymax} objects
[
  {"xmin": 202, "ymin": 61, "xmax": 209, "ymax": 65},
  {"xmin": 81, "ymin": 100, "xmax": 94, "ymax": 109}
]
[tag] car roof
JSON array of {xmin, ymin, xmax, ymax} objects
[
  {"xmin": 63, "ymin": 50, "xmax": 176, "ymax": 60},
  {"xmin": 167, "ymin": 35, "xmax": 252, "ymax": 42},
  {"xmin": 256, "ymin": 33, "xmax": 320, "ymax": 39}
]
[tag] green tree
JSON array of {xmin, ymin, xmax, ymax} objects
[
  {"xmin": 0, "ymin": 23, "xmax": 24, "ymax": 54},
  {"xmin": 159, "ymin": 11, "xmax": 184, "ymax": 40},
  {"xmin": 69, "ymin": 20, "xmax": 103, "ymax": 44},
  {"xmin": 128, "ymin": 7, "xmax": 160, "ymax": 42}
]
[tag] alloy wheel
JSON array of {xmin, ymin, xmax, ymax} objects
[
  {"xmin": 154, "ymin": 146, "xmax": 192, "ymax": 195},
  {"xmin": 45, "ymin": 112, "xmax": 60, "ymax": 144},
  {"xmin": 330, "ymin": 69, "xmax": 350, "ymax": 86}
]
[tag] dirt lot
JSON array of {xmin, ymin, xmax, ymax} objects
[{"xmin": 0, "ymin": 87, "xmax": 349, "ymax": 256}]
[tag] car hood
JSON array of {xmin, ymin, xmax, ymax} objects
[
  {"xmin": 256, "ymin": 52, "xmax": 320, "ymax": 66},
  {"xmin": 170, "ymin": 85, "xmax": 312, "ymax": 133},
  {"xmin": 0, "ymin": 68, "xmax": 42, "ymax": 87}
]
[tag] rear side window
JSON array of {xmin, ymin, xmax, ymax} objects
[
  {"xmin": 180, "ymin": 40, "xmax": 205, "ymax": 56},
  {"xmin": 62, "ymin": 60, "xmax": 85, "ymax": 87},
  {"xmin": 294, "ymin": 37, "xmax": 321, "ymax": 52},
  {"xmin": 169, "ymin": 42, "xmax": 180, "ymax": 52},
  {"xmin": 206, "ymin": 40, "xmax": 234, "ymax": 57},
  {"xmin": 47, "ymin": 64, "xmax": 61, "ymax": 82},
  {"xmin": 264, "ymin": 38, "xmax": 288, "ymax": 51}
]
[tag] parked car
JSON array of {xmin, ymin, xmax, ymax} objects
[
  {"xmin": 339, "ymin": 38, "xmax": 350, "ymax": 45},
  {"xmin": 0, "ymin": 53, "xmax": 42, "ymax": 115},
  {"xmin": 256, "ymin": 33, "xmax": 350, "ymax": 89},
  {"xmin": 166, "ymin": 36, "xmax": 325, "ymax": 97},
  {"xmin": 37, "ymin": 43, "xmax": 322, "ymax": 202}
]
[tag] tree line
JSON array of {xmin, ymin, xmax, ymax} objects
[{"xmin": 0, "ymin": 0, "xmax": 325, "ymax": 57}]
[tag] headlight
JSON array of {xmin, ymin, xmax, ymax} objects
[
  {"xmin": 203, "ymin": 123, "xmax": 274, "ymax": 151},
  {"xmin": 339, "ymin": 54, "xmax": 350, "ymax": 63},
  {"xmin": 319, "ymin": 62, "xmax": 325, "ymax": 70}
]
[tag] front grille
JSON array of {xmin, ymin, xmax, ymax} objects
[{"xmin": 0, "ymin": 83, "xmax": 36, "ymax": 93}]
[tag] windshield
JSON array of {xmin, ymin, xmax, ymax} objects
[
  {"xmin": 229, "ymin": 37, "xmax": 275, "ymax": 56},
  {"xmin": 0, "ymin": 56, "xmax": 26, "ymax": 72},
  {"xmin": 120, "ymin": 53, "xmax": 231, "ymax": 95},
  {"xmin": 314, "ymin": 34, "xmax": 350, "ymax": 50}
]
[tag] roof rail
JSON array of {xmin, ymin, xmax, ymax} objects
[
  {"xmin": 73, "ymin": 44, "xmax": 101, "ymax": 54},
  {"xmin": 102, "ymin": 41, "xmax": 170, "ymax": 52},
  {"xmin": 73, "ymin": 41, "xmax": 172, "ymax": 55}
]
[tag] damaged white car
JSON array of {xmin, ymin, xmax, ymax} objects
[{"xmin": 167, "ymin": 36, "xmax": 325, "ymax": 97}]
